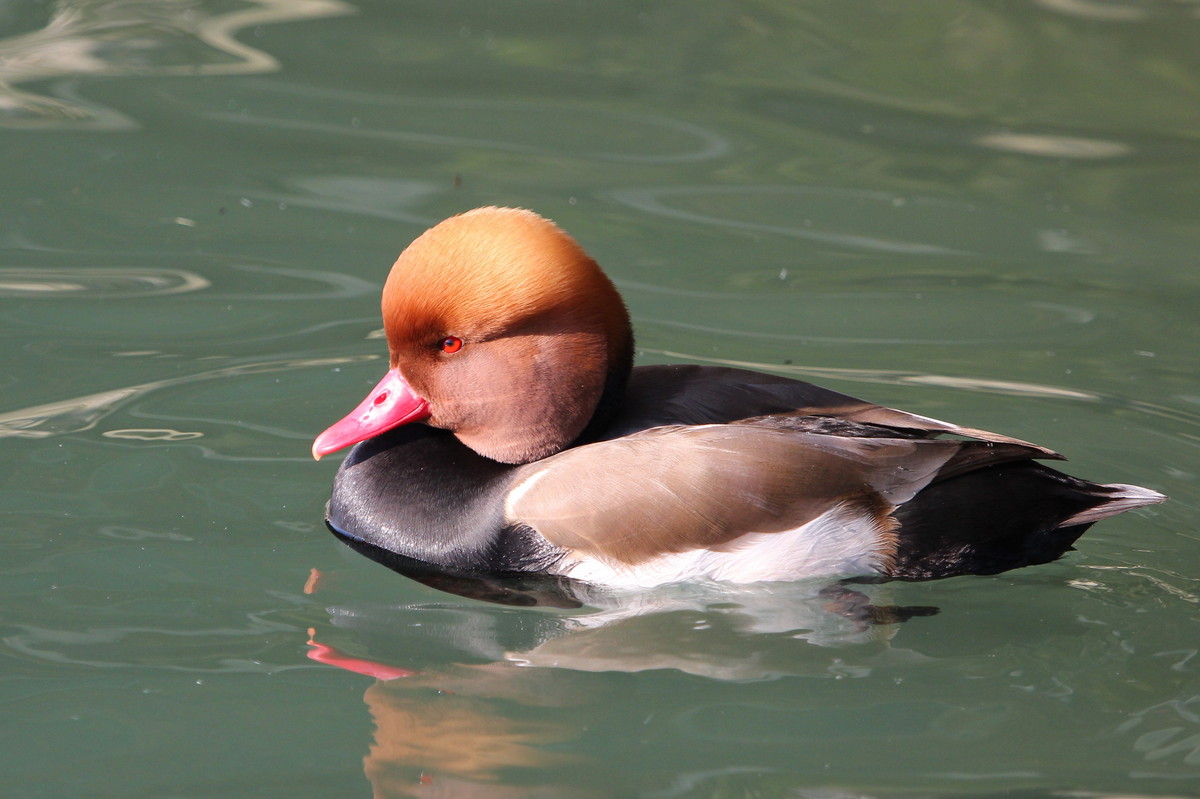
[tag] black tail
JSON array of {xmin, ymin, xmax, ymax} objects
[{"xmin": 888, "ymin": 462, "xmax": 1164, "ymax": 580}]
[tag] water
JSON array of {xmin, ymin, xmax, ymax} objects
[{"xmin": 2, "ymin": 1, "xmax": 1197, "ymax": 796}]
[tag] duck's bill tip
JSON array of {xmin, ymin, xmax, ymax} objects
[
  {"xmin": 312, "ymin": 368, "xmax": 431, "ymax": 461},
  {"xmin": 311, "ymin": 427, "xmax": 344, "ymax": 460}
]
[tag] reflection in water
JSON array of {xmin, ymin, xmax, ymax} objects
[
  {"xmin": 358, "ymin": 674, "xmax": 602, "ymax": 799},
  {"xmin": 0, "ymin": 260, "xmax": 373, "ymax": 301},
  {"xmin": 96, "ymin": 524, "xmax": 193, "ymax": 541},
  {"xmin": 651, "ymin": 347, "xmax": 1102, "ymax": 400},
  {"xmin": 634, "ymin": 301, "xmax": 1093, "ymax": 346},
  {"xmin": 0, "ymin": 354, "xmax": 374, "ymax": 441},
  {"xmin": 611, "ymin": 183, "xmax": 1105, "ymax": 257},
  {"xmin": 5, "ymin": 609, "xmax": 304, "ymax": 672},
  {"xmin": 103, "ymin": 428, "xmax": 203, "ymax": 441},
  {"xmin": 203, "ymin": 79, "xmax": 732, "ymax": 164},
  {"xmin": 624, "ymin": 279, "xmax": 1100, "ymax": 346},
  {"xmin": 244, "ymin": 176, "xmax": 444, "ymax": 227},
  {"xmin": 900, "ymin": 374, "xmax": 1095, "ymax": 400},
  {"xmin": 304, "ymin": 558, "xmax": 1200, "ymax": 796},
  {"xmin": 224, "ymin": 262, "xmax": 378, "ymax": 301},
  {"xmin": 0, "ymin": 0, "xmax": 352, "ymax": 129},
  {"xmin": 306, "ymin": 574, "xmax": 936, "ymax": 798},
  {"xmin": 0, "ymin": 267, "xmax": 210, "ymax": 297},
  {"xmin": 1034, "ymin": 0, "xmax": 1149, "ymax": 22},
  {"xmin": 976, "ymin": 131, "xmax": 1132, "ymax": 159},
  {"xmin": 0, "ymin": 383, "xmax": 159, "ymax": 439},
  {"xmin": 511, "ymin": 583, "xmax": 938, "ymax": 677},
  {"xmin": 1118, "ymin": 695, "xmax": 1200, "ymax": 767},
  {"xmin": 612, "ymin": 185, "xmax": 970, "ymax": 255}
]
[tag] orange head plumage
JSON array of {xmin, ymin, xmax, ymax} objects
[{"xmin": 314, "ymin": 207, "xmax": 633, "ymax": 464}]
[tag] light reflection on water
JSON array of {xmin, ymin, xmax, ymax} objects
[
  {"xmin": 610, "ymin": 184, "xmax": 1104, "ymax": 257},
  {"xmin": 0, "ymin": 267, "xmax": 210, "ymax": 296},
  {"xmin": 0, "ymin": 354, "xmax": 375, "ymax": 444},
  {"xmin": 294, "ymin": 563, "xmax": 1200, "ymax": 795},
  {"xmin": 975, "ymin": 131, "xmax": 1133, "ymax": 160},
  {"xmin": 201, "ymin": 79, "xmax": 733, "ymax": 164},
  {"xmin": 0, "ymin": 0, "xmax": 352, "ymax": 129}
]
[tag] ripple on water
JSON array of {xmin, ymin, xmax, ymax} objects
[
  {"xmin": 0, "ymin": 0, "xmax": 353, "ymax": 129},
  {"xmin": 0, "ymin": 355, "xmax": 372, "ymax": 441},
  {"xmin": 191, "ymin": 79, "xmax": 731, "ymax": 164},
  {"xmin": 625, "ymin": 282, "xmax": 1100, "ymax": 347},
  {"xmin": 0, "ymin": 267, "xmax": 210, "ymax": 298},
  {"xmin": 610, "ymin": 184, "xmax": 1095, "ymax": 257}
]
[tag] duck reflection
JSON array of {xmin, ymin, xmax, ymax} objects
[
  {"xmin": 305, "ymin": 564, "xmax": 936, "ymax": 797},
  {"xmin": 357, "ymin": 670, "xmax": 597, "ymax": 799}
]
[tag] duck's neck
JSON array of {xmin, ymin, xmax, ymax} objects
[{"xmin": 574, "ymin": 330, "xmax": 635, "ymax": 447}]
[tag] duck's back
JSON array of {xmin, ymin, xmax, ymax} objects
[{"xmin": 604, "ymin": 365, "xmax": 1057, "ymax": 451}]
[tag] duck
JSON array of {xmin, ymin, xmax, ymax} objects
[{"xmin": 312, "ymin": 206, "xmax": 1165, "ymax": 589}]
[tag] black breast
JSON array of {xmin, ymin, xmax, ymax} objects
[{"xmin": 326, "ymin": 424, "xmax": 563, "ymax": 574}]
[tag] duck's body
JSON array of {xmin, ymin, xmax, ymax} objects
[{"xmin": 314, "ymin": 208, "xmax": 1164, "ymax": 589}]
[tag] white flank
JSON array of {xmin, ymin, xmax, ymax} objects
[{"xmin": 558, "ymin": 502, "xmax": 892, "ymax": 588}]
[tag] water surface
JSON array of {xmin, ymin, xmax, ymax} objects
[{"xmin": 2, "ymin": 1, "xmax": 1198, "ymax": 797}]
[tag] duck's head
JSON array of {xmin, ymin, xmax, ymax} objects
[{"xmin": 312, "ymin": 207, "xmax": 634, "ymax": 464}]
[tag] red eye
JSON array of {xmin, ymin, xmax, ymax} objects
[{"xmin": 440, "ymin": 336, "xmax": 463, "ymax": 354}]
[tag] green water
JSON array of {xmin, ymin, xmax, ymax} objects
[{"xmin": 2, "ymin": 1, "xmax": 1198, "ymax": 797}]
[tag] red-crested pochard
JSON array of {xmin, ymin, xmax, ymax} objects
[{"xmin": 313, "ymin": 207, "xmax": 1165, "ymax": 589}]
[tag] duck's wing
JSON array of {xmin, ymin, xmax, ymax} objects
[
  {"xmin": 506, "ymin": 422, "xmax": 1048, "ymax": 571},
  {"xmin": 615, "ymin": 365, "xmax": 1062, "ymax": 458}
]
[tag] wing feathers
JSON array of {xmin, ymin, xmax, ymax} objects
[
  {"xmin": 508, "ymin": 366, "xmax": 1070, "ymax": 571},
  {"xmin": 507, "ymin": 425, "xmax": 1034, "ymax": 567}
]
